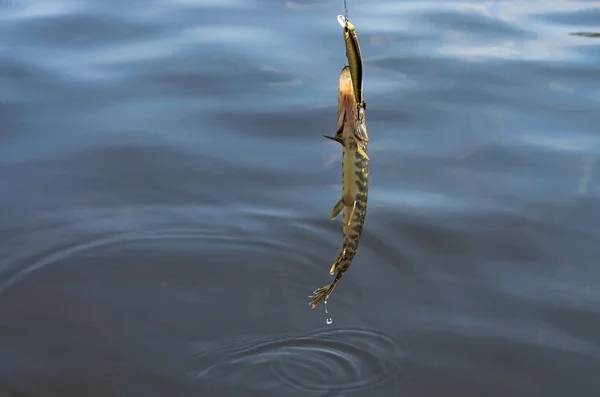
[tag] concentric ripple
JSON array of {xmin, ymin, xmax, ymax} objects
[
  {"xmin": 190, "ymin": 327, "xmax": 406, "ymax": 393},
  {"xmin": 0, "ymin": 206, "xmax": 309, "ymax": 296}
]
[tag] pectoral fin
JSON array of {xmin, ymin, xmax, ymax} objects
[
  {"xmin": 330, "ymin": 199, "xmax": 345, "ymax": 220},
  {"xmin": 353, "ymin": 119, "xmax": 369, "ymax": 141},
  {"xmin": 323, "ymin": 135, "xmax": 343, "ymax": 145},
  {"xmin": 356, "ymin": 145, "xmax": 369, "ymax": 160},
  {"xmin": 346, "ymin": 200, "xmax": 356, "ymax": 226},
  {"xmin": 330, "ymin": 248, "xmax": 345, "ymax": 275}
]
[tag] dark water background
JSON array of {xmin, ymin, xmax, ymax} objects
[{"xmin": 1, "ymin": 0, "xmax": 600, "ymax": 396}]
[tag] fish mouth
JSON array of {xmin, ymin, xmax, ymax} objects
[{"xmin": 337, "ymin": 15, "xmax": 347, "ymax": 27}]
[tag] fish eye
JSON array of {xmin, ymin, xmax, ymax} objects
[{"xmin": 344, "ymin": 26, "xmax": 349, "ymax": 32}]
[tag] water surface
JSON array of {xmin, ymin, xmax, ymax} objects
[{"xmin": 1, "ymin": 0, "xmax": 600, "ymax": 396}]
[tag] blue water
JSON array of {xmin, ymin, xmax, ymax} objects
[{"xmin": 1, "ymin": 0, "xmax": 599, "ymax": 396}]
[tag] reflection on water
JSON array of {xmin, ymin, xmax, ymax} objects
[
  {"xmin": 1, "ymin": 0, "xmax": 600, "ymax": 396},
  {"xmin": 189, "ymin": 328, "xmax": 406, "ymax": 394}
]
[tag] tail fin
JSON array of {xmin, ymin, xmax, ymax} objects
[{"xmin": 308, "ymin": 271, "xmax": 343, "ymax": 309}]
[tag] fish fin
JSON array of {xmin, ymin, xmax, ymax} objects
[
  {"xmin": 330, "ymin": 248, "xmax": 344, "ymax": 275},
  {"xmin": 357, "ymin": 145, "xmax": 369, "ymax": 160},
  {"xmin": 347, "ymin": 200, "xmax": 356, "ymax": 226},
  {"xmin": 308, "ymin": 272, "xmax": 344, "ymax": 309},
  {"xmin": 309, "ymin": 285, "xmax": 329, "ymax": 309},
  {"xmin": 330, "ymin": 199, "xmax": 345, "ymax": 220},
  {"xmin": 354, "ymin": 120, "xmax": 369, "ymax": 143},
  {"xmin": 323, "ymin": 135, "xmax": 343, "ymax": 145}
]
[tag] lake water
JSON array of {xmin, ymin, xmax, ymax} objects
[{"xmin": 1, "ymin": 0, "xmax": 600, "ymax": 396}]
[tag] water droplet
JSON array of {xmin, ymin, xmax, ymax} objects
[{"xmin": 324, "ymin": 300, "xmax": 332, "ymax": 325}]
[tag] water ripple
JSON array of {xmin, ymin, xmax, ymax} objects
[
  {"xmin": 419, "ymin": 10, "xmax": 534, "ymax": 40},
  {"xmin": 189, "ymin": 328, "xmax": 406, "ymax": 394}
]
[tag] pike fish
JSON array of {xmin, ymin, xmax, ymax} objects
[{"xmin": 309, "ymin": 65, "xmax": 369, "ymax": 309}]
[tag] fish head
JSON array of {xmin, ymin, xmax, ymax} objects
[
  {"xmin": 338, "ymin": 66, "xmax": 355, "ymax": 103},
  {"xmin": 338, "ymin": 66, "xmax": 359, "ymax": 134}
]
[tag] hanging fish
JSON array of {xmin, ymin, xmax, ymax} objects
[{"xmin": 309, "ymin": 64, "xmax": 369, "ymax": 309}]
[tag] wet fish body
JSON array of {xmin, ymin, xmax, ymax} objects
[{"xmin": 309, "ymin": 66, "xmax": 369, "ymax": 309}]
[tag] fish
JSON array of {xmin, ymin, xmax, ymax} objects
[{"xmin": 309, "ymin": 65, "xmax": 369, "ymax": 309}]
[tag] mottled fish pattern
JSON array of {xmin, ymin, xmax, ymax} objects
[{"xmin": 309, "ymin": 66, "xmax": 369, "ymax": 309}]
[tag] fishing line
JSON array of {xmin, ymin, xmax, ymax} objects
[{"xmin": 343, "ymin": 0, "xmax": 348, "ymax": 20}]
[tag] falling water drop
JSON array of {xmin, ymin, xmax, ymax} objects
[{"xmin": 324, "ymin": 300, "xmax": 333, "ymax": 325}]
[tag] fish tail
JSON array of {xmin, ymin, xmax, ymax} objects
[
  {"xmin": 309, "ymin": 271, "xmax": 343, "ymax": 309},
  {"xmin": 309, "ymin": 240, "xmax": 356, "ymax": 309}
]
